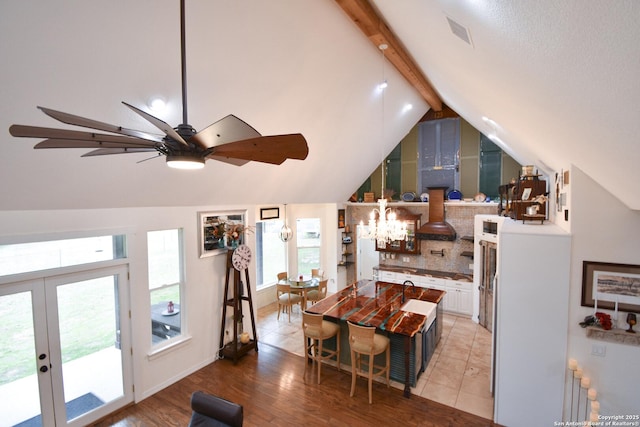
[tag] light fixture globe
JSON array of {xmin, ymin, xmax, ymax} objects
[
  {"xmin": 279, "ymin": 225, "xmax": 293, "ymax": 242},
  {"xmin": 166, "ymin": 154, "xmax": 205, "ymax": 170}
]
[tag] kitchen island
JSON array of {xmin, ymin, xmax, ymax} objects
[{"xmin": 306, "ymin": 279, "xmax": 445, "ymax": 397}]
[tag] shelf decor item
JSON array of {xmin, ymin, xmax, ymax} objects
[{"xmin": 626, "ymin": 313, "xmax": 636, "ymax": 333}]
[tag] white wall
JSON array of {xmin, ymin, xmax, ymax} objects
[
  {"xmin": 564, "ymin": 166, "xmax": 640, "ymax": 416},
  {"xmin": 0, "ymin": 202, "xmax": 339, "ymax": 402}
]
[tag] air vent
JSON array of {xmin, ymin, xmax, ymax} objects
[{"xmin": 446, "ymin": 16, "xmax": 473, "ymax": 47}]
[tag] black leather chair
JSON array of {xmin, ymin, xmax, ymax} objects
[{"xmin": 188, "ymin": 391, "xmax": 243, "ymax": 427}]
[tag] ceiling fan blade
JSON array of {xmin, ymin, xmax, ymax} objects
[
  {"xmin": 207, "ymin": 155, "xmax": 250, "ymax": 166},
  {"xmin": 10, "ymin": 125, "xmax": 156, "ymax": 147},
  {"xmin": 34, "ymin": 139, "xmax": 156, "ymax": 150},
  {"xmin": 122, "ymin": 102, "xmax": 188, "ymax": 146},
  {"xmin": 209, "ymin": 134, "xmax": 309, "ymax": 165},
  {"xmin": 37, "ymin": 106, "xmax": 164, "ymax": 142},
  {"xmin": 191, "ymin": 114, "xmax": 261, "ymax": 149},
  {"xmin": 81, "ymin": 148, "xmax": 157, "ymax": 157}
]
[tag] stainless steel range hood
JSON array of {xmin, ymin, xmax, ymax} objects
[{"xmin": 415, "ymin": 187, "xmax": 457, "ymax": 241}]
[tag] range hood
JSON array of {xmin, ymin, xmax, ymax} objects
[{"xmin": 416, "ymin": 187, "xmax": 457, "ymax": 241}]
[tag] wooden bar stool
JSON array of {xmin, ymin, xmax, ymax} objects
[
  {"xmin": 347, "ymin": 321, "xmax": 390, "ymax": 404},
  {"xmin": 302, "ymin": 311, "xmax": 340, "ymax": 384}
]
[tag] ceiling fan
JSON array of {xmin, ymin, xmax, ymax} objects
[{"xmin": 9, "ymin": 0, "xmax": 308, "ymax": 170}]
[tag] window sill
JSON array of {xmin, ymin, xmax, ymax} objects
[{"xmin": 147, "ymin": 335, "xmax": 192, "ymax": 361}]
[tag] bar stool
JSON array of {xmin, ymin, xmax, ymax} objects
[
  {"xmin": 302, "ymin": 311, "xmax": 340, "ymax": 384},
  {"xmin": 347, "ymin": 321, "xmax": 390, "ymax": 404}
]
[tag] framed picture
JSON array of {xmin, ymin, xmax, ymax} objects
[
  {"xmin": 581, "ymin": 261, "xmax": 640, "ymax": 313},
  {"xmin": 260, "ymin": 207, "xmax": 279, "ymax": 220},
  {"xmin": 338, "ymin": 209, "xmax": 345, "ymax": 229},
  {"xmin": 198, "ymin": 210, "xmax": 246, "ymax": 258}
]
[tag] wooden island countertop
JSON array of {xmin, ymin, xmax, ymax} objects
[
  {"xmin": 306, "ymin": 279, "xmax": 444, "ymax": 336},
  {"xmin": 306, "ymin": 280, "xmax": 445, "ymax": 397}
]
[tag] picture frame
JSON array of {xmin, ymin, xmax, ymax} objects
[
  {"xmin": 198, "ymin": 210, "xmax": 246, "ymax": 258},
  {"xmin": 260, "ymin": 207, "xmax": 279, "ymax": 220},
  {"xmin": 581, "ymin": 261, "xmax": 640, "ymax": 313},
  {"xmin": 338, "ymin": 209, "xmax": 345, "ymax": 229}
]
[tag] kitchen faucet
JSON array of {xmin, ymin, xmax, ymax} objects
[{"xmin": 402, "ymin": 280, "xmax": 415, "ymax": 303}]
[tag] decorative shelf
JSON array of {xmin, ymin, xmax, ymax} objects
[
  {"xmin": 460, "ymin": 251, "xmax": 474, "ymax": 258},
  {"xmin": 585, "ymin": 326, "xmax": 640, "ymax": 346},
  {"xmin": 461, "ymin": 235, "xmax": 474, "ymax": 242}
]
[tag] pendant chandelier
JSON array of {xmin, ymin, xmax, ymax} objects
[
  {"xmin": 359, "ymin": 44, "xmax": 407, "ymax": 246},
  {"xmin": 279, "ymin": 204, "xmax": 293, "ymax": 242}
]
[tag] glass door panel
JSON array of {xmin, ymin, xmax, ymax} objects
[
  {"xmin": 0, "ymin": 281, "xmax": 53, "ymax": 427},
  {"xmin": 49, "ymin": 275, "xmax": 124, "ymax": 424}
]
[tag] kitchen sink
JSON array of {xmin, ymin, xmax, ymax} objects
[{"xmin": 401, "ymin": 299, "xmax": 437, "ymax": 330}]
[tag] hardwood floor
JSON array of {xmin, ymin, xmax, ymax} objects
[{"xmin": 94, "ymin": 342, "xmax": 499, "ymax": 426}]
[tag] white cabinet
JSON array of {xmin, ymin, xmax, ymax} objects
[
  {"xmin": 418, "ymin": 275, "xmax": 445, "ymax": 290},
  {"xmin": 376, "ymin": 270, "xmax": 472, "ymax": 316},
  {"xmin": 444, "ymin": 279, "xmax": 473, "ymax": 316},
  {"xmin": 379, "ymin": 270, "xmax": 397, "ymax": 283}
]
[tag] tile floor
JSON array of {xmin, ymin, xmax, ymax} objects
[{"xmin": 257, "ymin": 301, "xmax": 494, "ymax": 420}]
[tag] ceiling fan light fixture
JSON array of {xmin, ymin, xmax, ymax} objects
[{"xmin": 166, "ymin": 155, "xmax": 205, "ymax": 170}]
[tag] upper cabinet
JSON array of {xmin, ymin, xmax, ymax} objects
[{"xmin": 375, "ymin": 208, "xmax": 421, "ymax": 254}]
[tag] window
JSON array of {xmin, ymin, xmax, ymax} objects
[
  {"xmin": 479, "ymin": 135, "xmax": 502, "ymax": 200},
  {"xmin": 256, "ymin": 221, "xmax": 287, "ymax": 288},
  {"xmin": 296, "ymin": 218, "xmax": 321, "ymax": 275},
  {"xmin": 0, "ymin": 235, "xmax": 126, "ymax": 277},
  {"xmin": 418, "ymin": 118, "xmax": 460, "ymax": 194},
  {"xmin": 147, "ymin": 229, "xmax": 183, "ymax": 345}
]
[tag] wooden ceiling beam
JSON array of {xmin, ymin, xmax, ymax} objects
[{"xmin": 335, "ymin": 0, "xmax": 443, "ymax": 111}]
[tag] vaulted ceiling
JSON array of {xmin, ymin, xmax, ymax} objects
[{"xmin": 1, "ymin": 1, "xmax": 639, "ymax": 210}]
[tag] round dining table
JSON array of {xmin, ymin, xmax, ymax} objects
[{"xmin": 288, "ymin": 276, "xmax": 319, "ymax": 309}]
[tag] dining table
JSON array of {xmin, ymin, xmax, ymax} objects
[{"xmin": 288, "ymin": 275, "xmax": 319, "ymax": 309}]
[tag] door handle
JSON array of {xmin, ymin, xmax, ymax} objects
[
  {"xmin": 39, "ymin": 365, "xmax": 48, "ymax": 373},
  {"xmin": 39, "ymin": 353, "xmax": 47, "ymax": 360}
]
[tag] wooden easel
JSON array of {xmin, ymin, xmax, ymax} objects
[{"xmin": 219, "ymin": 249, "xmax": 257, "ymax": 363}]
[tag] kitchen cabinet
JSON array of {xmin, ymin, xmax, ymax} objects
[
  {"xmin": 378, "ymin": 270, "xmax": 397, "ymax": 283},
  {"xmin": 444, "ymin": 279, "xmax": 473, "ymax": 316},
  {"xmin": 375, "ymin": 209, "xmax": 421, "ymax": 255}
]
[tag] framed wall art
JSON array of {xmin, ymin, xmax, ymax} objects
[
  {"xmin": 260, "ymin": 207, "xmax": 279, "ymax": 220},
  {"xmin": 581, "ymin": 261, "xmax": 640, "ymax": 313},
  {"xmin": 198, "ymin": 210, "xmax": 246, "ymax": 258}
]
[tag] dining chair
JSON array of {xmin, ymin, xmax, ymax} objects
[
  {"xmin": 305, "ymin": 279, "xmax": 328, "ymax": 307},
  {"xmin": 347, "ymin": 321, "xmax": 390, "ymax": 404},
  {"xmin": 302, "ymin": 311, "xmax": 340, "ymax": 384},
  {"xmin": 311, "ymin": 268, "xmax": 325, "ymax": 278},
  {"xmin": 276, "ymin": 283, "xmax": 302, "ymax": 322},
  {"xmin": 276, "ymin": 272, "xmax": 288, "ymax": 283}
]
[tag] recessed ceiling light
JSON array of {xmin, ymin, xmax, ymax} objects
[{"xmin": 148, "ymin": 97, "xmax": 166, "ymax": 112}]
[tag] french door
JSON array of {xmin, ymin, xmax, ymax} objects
[{"xmin": 0, "ymin": 264, "xmax": 132, "ymax": 426}]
